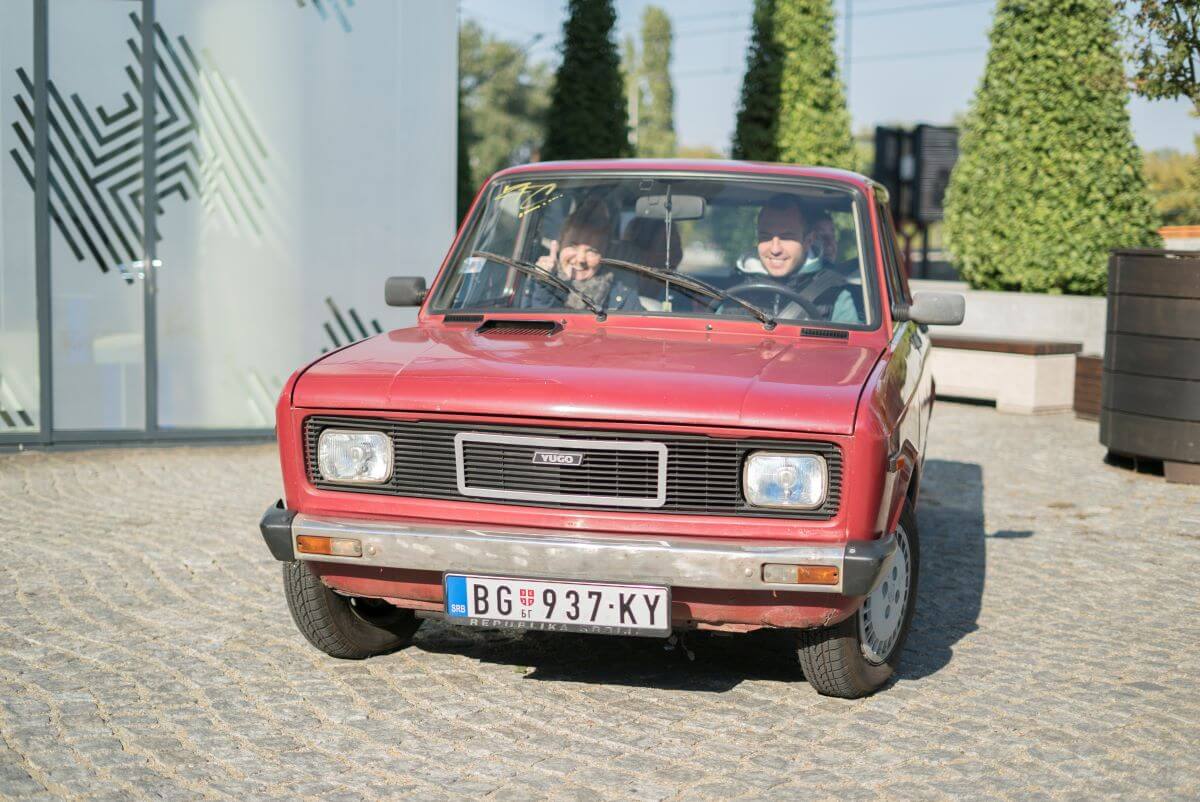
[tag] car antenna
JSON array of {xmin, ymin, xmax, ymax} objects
[{"xmin": 663, "ymin": 184, "xmax": 672, "ymax": 311}]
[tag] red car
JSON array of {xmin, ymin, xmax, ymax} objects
[{"xmin": 260, "ymin": 160, "xmax": 964, "ymax": 697}]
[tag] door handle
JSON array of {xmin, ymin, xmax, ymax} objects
[{"xmin": 118, "ymin": 259, "xmax": 162, "ymax": 285}]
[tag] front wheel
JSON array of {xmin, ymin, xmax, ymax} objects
[
  {"xmin": 282, "ymin": 561, "xmax": 421, "ymax": 659},
  {"xmin": 796, "ymin": 503, "xmax": 919, "ymax": 698}
]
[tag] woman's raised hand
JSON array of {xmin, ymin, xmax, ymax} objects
[{"xmin": 536, "ymin": 240, "xmax": 558, "ymax": 270}]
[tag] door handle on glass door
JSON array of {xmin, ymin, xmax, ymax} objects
[{"xmin": 118, "ymin": 260, "xmax": 162, "ymax": 285}]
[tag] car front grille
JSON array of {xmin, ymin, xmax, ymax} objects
[
  {"xmin": 304, "ymin": 415, "xmax": 842, "ymax": 519},
  {"xmin": 457, "ymin": 432, "xmax": 667, "ymax": 508}
]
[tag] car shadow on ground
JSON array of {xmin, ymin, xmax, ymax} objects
[
  {"xmin": 412, "ymin": 457, "xmax": 988, "ymax": 693},
  {"xmin": 897, "ymin": 458, "xmax": 987, "ymax": 683},
  {"xmin": 413, "ymin": 621, "xmax": 803, "ymax": 693}
]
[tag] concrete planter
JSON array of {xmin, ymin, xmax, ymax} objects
[
  {"xmin": 1101, "ymin": 249, "xmax": 1200, "ymax": 483},
  {"xmin": 912, "ymin": 279, "xmax": 1106, "ymax": 354}
]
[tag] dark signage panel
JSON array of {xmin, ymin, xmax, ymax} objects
[
  {"xmin": 913, "ymin": 125, "xmax": 958, "ymax": 223},
  {"xmin": 872, "ymin": 125, "xmax": 959, "ymax": 225}
]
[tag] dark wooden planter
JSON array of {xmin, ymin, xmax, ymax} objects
[
  {"xmin": 1101, "ymin": 249, "xmax": 1200, "ymax": 483},
  {"xmin": 1074, "ymin": 355, "xmax": 1102, "ymax": 421}
]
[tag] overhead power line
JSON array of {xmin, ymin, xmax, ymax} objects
[
  {"xmin": 852, "ymin": 44, "xmax": 984, "ymax": 62},
  {"xmin": 669, "ymin": 0, "xmax": 947, "ymax": 25},
  {"xmin": 675, "ymin": 44, "xmax": 985, "ymax": 79},
  {"xmin": 662, "ymin": 0, "xmax": 990, "ymax": 28},
  {"xmin": 853, "ymin": 0, "xmax": 993, "ymax": 18},
  {"xmin": 461, "ymin": 0, "xmax": 993, "ymax": 47}
]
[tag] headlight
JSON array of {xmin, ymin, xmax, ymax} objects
[
  {"xmin": 742, "ymin": 452, "xmax": 827, "ymax": 509},
  {"xmin": 317, "ymin": 429, "xmax": 393, "ymax": 484}
]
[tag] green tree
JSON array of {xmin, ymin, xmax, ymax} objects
[
  {"xmin": 773, "ymin": 0, "xmax": 854, "ymax": 169},
  {"xmin": 622, "ymin": 33, "xmax": 642, "ymax": 152},
  {"xmin": 635, "ymin": 7, "xmax": 677, "ymax": 157},
  {"xmin": 1121, "ymin": 1, "xmax": 1199, "ymax": 228},
  {"xmin": 677, "ymin": 145, "xmax": 725, "ymax": 159},
  {"xmin": 456, "ymin": 90, "xmax": 475, "ymax": 222},
  {"xmin": 1121, "ymin": 1, "xmax": 1199, "ymax": 110},
  {"xmin": 943, "ymin": 0, "xmax": 1160, "ymax": 295},
  {"xmin": 1144, "ymin": 142, "xmax": 1200, "ymax": 226},
  {"xmin": 457, "ymin": 20, "xmax": 552, "ymax": 216},
  {"xmin": 732, "ymin": 0, "xmax": 782, "ymax": 161},
  {"xmin": 542, "ymin": 0, "xmax": 630, "ymax": 161}
]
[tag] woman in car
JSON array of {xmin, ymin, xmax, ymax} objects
[{"xmin": 520, "ymin": 201, "xmax": 641, "ymax": 312}]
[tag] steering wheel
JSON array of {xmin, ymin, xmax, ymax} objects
[{"xmin": 713, "ymin": 281, "xmax": 824, "ymax": 320}]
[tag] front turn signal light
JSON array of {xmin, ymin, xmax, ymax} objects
[
  {"xmin": 762, "ymin": 563, "xmax": 840, "ymax": 585},
  {"xmin": 296, "ymin": 535, "xmax": 363, "ymax": 557}
]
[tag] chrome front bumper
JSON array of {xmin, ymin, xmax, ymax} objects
[{"xmin": 259, "ymin": 502, "xmax": 896, "ymax": 596}]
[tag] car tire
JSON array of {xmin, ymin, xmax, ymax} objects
[
  {"xmin": 796, "ymin": 502, "xmax": 919, "ymax": 698},
  {"xmin": 282, "ymin": 561, "xmax": 421, "ymax": 659}
]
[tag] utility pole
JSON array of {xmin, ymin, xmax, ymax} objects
[{"xmin": 627, "ymin": 75, "xmax": 639, "ymax": 151}]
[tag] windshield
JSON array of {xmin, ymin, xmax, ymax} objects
[{"xmin": 430, "ymin": 174, "xmax": 877, "ymax": 328}]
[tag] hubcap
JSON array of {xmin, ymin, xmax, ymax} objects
[{"xmin": 858, "ymin": 524, "xmax": 911, "ymax": 665}]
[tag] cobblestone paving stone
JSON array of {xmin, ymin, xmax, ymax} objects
[{"xmin": 1, "ymin": 402, "xmax": 1198, "ymax": 800}]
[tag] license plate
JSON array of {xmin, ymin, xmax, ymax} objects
[{"xmin": 444, "ymin": 574, "xmax": 670, "ymax": 638}]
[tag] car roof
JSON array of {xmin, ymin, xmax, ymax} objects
[{"xmin": 492, "ymin": 158, "xmax": 874, "ymax": 191}]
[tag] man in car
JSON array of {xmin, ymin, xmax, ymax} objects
[
  {"xmin": 755, "ymin": 194, "xmax": 860, "ymax": 324},
  {"xmin": 802, "ymin": 211, "xmax": 839, "ymax": 272}
]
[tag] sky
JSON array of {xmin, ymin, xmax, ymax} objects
[{"xmin": 458, "ymin": 0, "xmax": 1199, "ymax": 155}]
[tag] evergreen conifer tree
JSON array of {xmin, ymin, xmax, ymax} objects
[
  {"xmin": 732, "ymin": 0, "xmax": 781, "ymax": 161},
  {"xmin": 542, "ymin": 0, "xmax": 630, "ymax": 161},
  {"xmin": 456, "ymin": 91, "xmax": 474, "ymax": 222},
  {"xmin": 636, "ymin": 7, "xmax": 677, "ymax": 157},
  {"xmin": 773, "ymin": 0, "xmax": 854, "ymax": 169},
  {"xmin": 944, "ymin": 0, "xmax": 1161, "ymax": 294}
]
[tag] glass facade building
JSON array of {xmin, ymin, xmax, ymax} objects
[{"xmin": 0, "ymin": 0, "xmax": 457, "ymax": 446}]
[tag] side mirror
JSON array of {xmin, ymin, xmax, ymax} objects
[
  {"xmin": 896, "ymin": 292, "xmax": 965, "ymax": 326},
  {"xmin": 385, "ymin": 276, "xmax": 427, "ymax": 307}
]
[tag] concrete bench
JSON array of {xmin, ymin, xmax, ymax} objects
[{"xmin": 931, "ymin": 335, "xmax": 1083, "ymax": 414}]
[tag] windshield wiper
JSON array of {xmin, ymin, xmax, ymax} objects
[
  {"xmin": 600, "ymin": 257, "xmax": 778, "ymax": 330},
  {"xmin": 471, "ymin": 251, "xmax": 607, "ymax": 321}
]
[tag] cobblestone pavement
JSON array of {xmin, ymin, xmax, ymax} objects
[{"xmin": 1, "ymin": 402, "xmax": 1198, "ymax": 800}]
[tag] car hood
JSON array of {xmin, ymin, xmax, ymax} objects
[{"xmin": 293, "ymin": 324, "xmax": 881, "ymax": 435}]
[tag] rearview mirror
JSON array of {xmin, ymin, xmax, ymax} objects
[
  {"xmin": 385, "ymin": 276, "xmax": 427, "ymax": 307},
  {"xmin": 635, "ymin": 194, "xmax": 705, "ymax": 221},
  {"xmin": 897, "ymin": 292, "xmax": 964, "ymax": 326}
]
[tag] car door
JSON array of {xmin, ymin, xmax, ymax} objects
[{"xmin": 877, "ymin": 200, "xmax": 930, "ymax": 486}]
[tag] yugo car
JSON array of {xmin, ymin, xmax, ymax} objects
[{"xmin": 260, "ymin": 160, "xmax": 964, "ymax": 697}]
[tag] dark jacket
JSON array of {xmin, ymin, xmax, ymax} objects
[{"xmin": 519, "ymin": 268, "xmax": 643, "ymax": 313}]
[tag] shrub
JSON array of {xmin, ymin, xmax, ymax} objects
[
  {"xmin": 772, "ymin": 0, "xmax": 854, "ymax": 169},
  {"xmin": 944, "ymin": 0, "xmax": 1160, "ymax": 295}
]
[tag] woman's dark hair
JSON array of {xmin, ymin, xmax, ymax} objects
[{"xmin": 559, "ymin": 198, "xmax": 611, "ymax": 250}]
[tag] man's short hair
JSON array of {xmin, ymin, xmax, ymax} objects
[
  {"xmin": 757, "ymin": 194, "xmax": 808, "ymax": 236},
  {"xmin": 762, "ymin": 194, "xmax": 806, "ymax": 218}
]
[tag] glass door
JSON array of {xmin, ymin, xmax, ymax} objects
[
  {"xmin": 152, "ymin": 0, "xmax": 453, "ymax": 430},
  {"xmin": 48, "ymin": 0, "xmax": 148, "ymax": 432},
  {"xmin": 0, "ymin": 1, "xmax": 40, "ymax": 438},
  {"xmin": 3, "ymin": 0, "xmax": 454, "ymax": 443}
]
